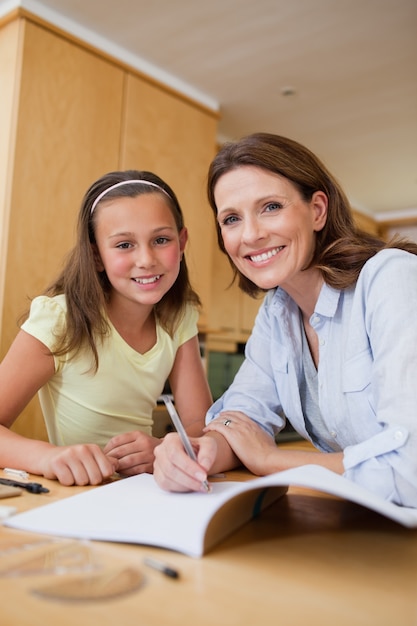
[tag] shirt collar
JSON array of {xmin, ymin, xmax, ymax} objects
[
  {"xmin": 270, "ymin": 282, "xmax": 342, "ymax": 319},
  {"xmin": 315, "ymin": 282, "xmax": 341, "ymax": 318}
]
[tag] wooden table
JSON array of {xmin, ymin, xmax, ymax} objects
[{"xmin": 1, "ymin": 462, "xmax": 417, "ymax": 626}]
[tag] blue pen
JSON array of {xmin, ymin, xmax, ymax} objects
[{"xmin": 161, "ymin": 395, "xmax": 210, "ymax": 492}]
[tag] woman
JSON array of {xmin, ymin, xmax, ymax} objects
[{"xmin": 154, "ymin": 133, "xmax": 417, "ymax": 507}]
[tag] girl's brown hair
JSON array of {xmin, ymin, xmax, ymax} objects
[
  {"xmin": 42, "ymin": 170, "xmax": 200, "ymax": 370},
  {"xmin": 207, "ymin": 133, "xmax": 417, "ymax": 296}
]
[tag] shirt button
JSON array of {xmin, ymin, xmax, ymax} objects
[
  {"xmin": 330, "ymin": 431, "xmax": 337, "ymax": 439},
  {"xmin": 320, "ymin": 338, "xmax": 325, "ymax": 346},
  {"xmin": 394, "ymin": 430, "xmax": 404, "ymax": 440}
]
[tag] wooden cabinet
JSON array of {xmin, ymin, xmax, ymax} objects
[{"xmin": 0, "ymin": 12, "xmax": 218, "ymax": 441}]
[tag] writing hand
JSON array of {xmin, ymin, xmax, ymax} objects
[{"xmin": 153, "ymin": 432, "xmax": 217, "ymax": 492}]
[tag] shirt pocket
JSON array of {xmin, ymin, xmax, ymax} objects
[{"xmin": 342, "ymin": 348, "xmax": 373, "ymax": 393}]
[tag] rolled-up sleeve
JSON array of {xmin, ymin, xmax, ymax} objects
[{"xmin": 343, "ymin": 426, "xmax": 417, "ymax": 507}]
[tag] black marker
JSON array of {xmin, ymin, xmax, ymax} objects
[
  {"xmin": 144, "ymin": 557, "xmax": 179, "ymax": 579},
  {"xmin": 0, "ymin": 478, "xmax": 49, "ymax": 494}
]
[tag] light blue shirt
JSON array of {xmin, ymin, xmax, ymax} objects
[{"xmin": 207, "ymin": 249, "xmax": 417, "ymax": 507}]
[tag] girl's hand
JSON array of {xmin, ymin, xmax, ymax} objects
[
  {"xmin": 204, "ymin": 411, "xmax": 278, "ymax": 476},
  {"xmin": 153, "ymin": 432, "xmax": 217, "ymax": 492},
  {"xmin": 40, "ymin": 444, "xmax": 118, "ymax": 486},
  {"xmin": 104, "ymin": 431, "xmax": 160, "ymax": 476}
]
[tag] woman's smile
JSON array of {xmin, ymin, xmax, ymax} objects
[{"xmin": 246, "ymin": 245, "xmax": 285, "ymax": 264}]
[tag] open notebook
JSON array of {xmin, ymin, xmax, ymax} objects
[{"xmin": 5, "ymin": 465, "xmax": 417, "ymax": 558}]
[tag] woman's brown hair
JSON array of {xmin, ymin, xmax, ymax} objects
[{"xmin": 207, "ymin": 133, "xmax": 417, "ymax": 296}]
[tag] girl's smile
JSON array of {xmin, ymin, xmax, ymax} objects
[{"xmin": 133, "ymin": 275, "xmax": 161, "ymax": 285}]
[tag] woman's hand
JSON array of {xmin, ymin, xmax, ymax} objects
[
  {"xmin": 40, "ymin": 443, "xmax": 118, "ymax": 486},
  {"xmin": 153, "ymin": 432, "xmax": 218, "ymax": 492},
  {"xmin": 204, "ymin": 411, "xmax": 278, "ymax": 476},
  {"xmin": 104, "ymin": 431, "xmax": 160, "ymax": 476}
]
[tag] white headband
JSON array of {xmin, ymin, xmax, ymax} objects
[{"xmin": 90, "ymin": 179, "xmax": 171, "ymax": 214}]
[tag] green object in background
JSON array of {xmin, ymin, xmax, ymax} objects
[{"xmin": 207, "ymin": 351, "xmax": 245, "ymax": 400}]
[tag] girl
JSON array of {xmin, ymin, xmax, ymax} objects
[
  {"xmin": 154, "ymin": 133, "xmax": 417, "ymax": 507},
  {"xmin": 0, "ymin": 170, "xmax": 212, "ymax": 486}
]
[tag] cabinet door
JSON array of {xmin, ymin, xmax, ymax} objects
[
  {"xmin": 239, "ymin": 291, "xmax": 263, "ymax": 335},
  {"xmin": 208, "ymin": 236, "xmax": 239, "ymax": 332},
  {"xmin": 0, "ymin": 18, "xmax": 21, "ymax": 304},
  {"xmin": 2, "ymin": 20, "xmax": 124, "ymax": 439},
  {"xmin": 120, "ymin": 74, "xmax": 218, "ymax": 327}
]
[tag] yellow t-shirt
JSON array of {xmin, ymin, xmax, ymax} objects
[{"xmin": 21, "ymin": 294, "xmax": 198, "ymax": 447}]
